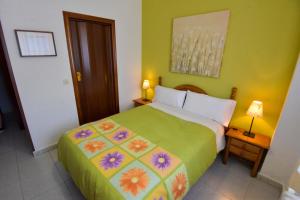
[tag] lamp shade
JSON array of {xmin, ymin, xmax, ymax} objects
[
  {"xmin": 142, "ymin": 80, "xmax": 150, "ymax": 90},
  {"xmin": 246, "ymin": 100, "xmax": 263, "ymax": 118}
]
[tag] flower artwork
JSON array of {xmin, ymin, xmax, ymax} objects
[
  {"xmin": 121, "ymin": 136, "xmax": 155, "ymax": 158},
  {"xmin": 106, "ymin": 128, "xmax": 135, "ymax": 144},
  {"xmin": 113, "ymin": 131, "xmax": 128, "ymax": 141},
  {"xmin": 170, "ymin": 10, "xmax": 230, "ymax": 78},
  {"xmin": 172, "ymin": 173, "xmax": 187, "ymax": 200},
  {"xmin": 91, "ymin": 147, "xmax": 134, "ymax": 178},
  {"xmin": 100, "ymin": 122, "xmax": 115, "ymax": 131},
  {"xmin": 93, "ymin": 120, "xmax": 120, "ymax": 134},
  {"xmin": 128, "ymin": 139, "xmax": 148, "ymax": 153},
  {"xmin": 79, "ymin": 137, "xmax": 113, "ymax": 158},
  {"xmin": 110, "ymin": 161, "xmax": 161, "ymax": 199},
  {"xmin": 120, "ymin": 168, "xmax": 149, "ymax": 196},
  {"xmin": 152, "ymin": 152, "xmax": 171, "ymax": 170},
  {"xmin": 74, "ymin": 130, "xmax": 93, "ymax": 139},
  {"xmin": 101, "ymin": 152, "xmax": 124, "ymax": 170},
  {"xmin": 84, "ymin": 141, "xmax": 105, "ymax": 153},
  {"xmin": 140, "ymin": 147, "xmax": 181, "ymax": 178},
  {"xmin": 68, "ymin": 127, "xmax": 99, "ymax": 144}
]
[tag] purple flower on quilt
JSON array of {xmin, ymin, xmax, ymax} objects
[
  {"xmin": 152, "ymin": 152, "xmax": 171, "ymax": 170},
  {"xmin": 154, "ymin": 196, "xmax": 164, "ymax": 200},
  {"xmin": 74, "ymin": 130, "xmax": 93, "ymax": 139},
  {"xmin": 101, "ymin": 152, "xmax": 124, "ymax": 170},
  {"xmin": 113, "ymin": 131, "xmax": 128, "ymax": 141}
]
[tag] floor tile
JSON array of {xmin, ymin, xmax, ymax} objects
[
  {"xmin": 15, "ymin": 142, "xmax": 34, "ymax": 162},
  {"xmin": 31, "ymin": 182, "xmax": 72, "ymax": 200},
  {"xmin": 0, "ymin": 128, "xmax": 14, "ymax": 149},
  {"xmin": 185, "ymin": 183, "xmax": 231, "ymax": 200},
  {"xmin": 18, "ymin": 153, "xmax": 55, "ymax": 180},
  {"xmin": 65, "ymin": 179, "xmax": 86, "ymax": 200},
  {"xmin": 55, "ymin": 162, "xmax": 71, "ymax": 181},
  {"xmin": 20, "ymin": 169, "xmax": 64, "ymax": 200},
  {"xmin": 49, "ymin": 148, "xmax": 58, "ymax": 162},
  {"xmin": 245, "ymin": 178, "xmax": 281, "ymax": 200},
  {"xmin": 0, "ymin": 151, "xmax": 19, "ymax": 188},
  {"xmin": 0, "ymin": 182, "xmax": 23, "ymax": 200}
]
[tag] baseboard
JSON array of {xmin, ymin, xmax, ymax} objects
[
  {"xmin": 33, "ymin": 143, "xmax": 57, "ymax": 157},
  {"xmin": 258, "ymin": 173, "xmax": 284, "ymax": 191}
]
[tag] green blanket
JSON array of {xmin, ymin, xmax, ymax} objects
[{"xmin": 58, "ymin": 105, "xmax": 217, "ymax": 200}]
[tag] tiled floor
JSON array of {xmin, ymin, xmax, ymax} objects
[{"xmin": 0, "ymin": 118, "xmax": 281, "ymax": 200}]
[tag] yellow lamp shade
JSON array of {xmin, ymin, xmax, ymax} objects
[
  {"xmin": 142, "ymin": 80, "xmax": 150, "ymax": 90},
  {"xmin": 247, "ymin": 100, "xmax": 263, "ymax": 118}
]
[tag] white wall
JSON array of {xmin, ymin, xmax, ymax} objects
[
  {"xmin": 0, "ymin": 0, "xmax": 141, "ymax": 151},
  {"xmin": 261, "ymin": 54, "xmax": 300, "ymax": 188}
]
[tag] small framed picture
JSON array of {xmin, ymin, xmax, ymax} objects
[{"xmin": 15, "ymin": 30, "xmax": 57, "ymax": 57}]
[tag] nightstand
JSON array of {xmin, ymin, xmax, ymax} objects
[
  {"xmin": 133, "ymin": 98, "xmax": 152, "ymax": 107},
  {"xmin": 223, "ymin": 128, "xmax": 271, "ymax": 177}
]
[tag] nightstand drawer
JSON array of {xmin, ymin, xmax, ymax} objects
[
  {"xmin": 231, "ymin": 138, "xmax": 245, "ymax": 148},
  {"xmin": 231, "ymin": 138, "xmax": 261, "ymax": 154},
  {"xmin": 229, "ymin": 145, "xmax": 258, "ymax": 162},
  {"xmin": 240, "ymin": 150, "xmax": 258, "ymax": 162},
  {"xmin": 244, "ymin": 143, "xmax": 260, "ymax": 154},
  {"xmin": 229, "ymin": 145, "xmax": 243, "ymax": 155}
]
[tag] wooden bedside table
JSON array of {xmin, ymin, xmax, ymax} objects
[
  {"xmin": 223, "ymin": 128, "xmax": 271, "ymax": 177},
  {"xmin": 133, "ymin": 98, "xmax": 152, "ymax": 107}
]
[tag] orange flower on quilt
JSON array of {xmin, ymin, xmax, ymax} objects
[
  {"xmin": 120, "ymin": 168, "xmax": 149, "ymax": 196},
  {"xmin": 172, "ymin": 173, "xmax": 187, "ymax": 200},
  {"xmin": 84, "ymin": 141, "xmax": 105, "ymax": 153},
  {"xmin": 99, "ymin": 122, "xmax": 115, "ymax": 131},
  {"xmin": 128, "ymin": 139, "xmax": 148, "ymax": 153}
]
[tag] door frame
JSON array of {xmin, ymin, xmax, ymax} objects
[
  {"xmin": 63, "ymin": 11, "xmax": 119, "ymax": 124},
  {"xmin": 0, "ymin": 21, "xmax": 34, "ymax": 148}
]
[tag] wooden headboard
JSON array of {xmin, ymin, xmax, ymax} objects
[{"xmin": 158, "ymin": 76, "xmax": 237, "ymax": 100}]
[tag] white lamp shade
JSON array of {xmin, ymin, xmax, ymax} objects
[
  {"xmin": 247, "ymin": 100, "xmax": 263, "ymax": 118},
  {"xmin": 142, "ymin": 80, "xmax": 150, "ymax": 90}
]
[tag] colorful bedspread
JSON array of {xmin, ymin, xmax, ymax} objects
[{"xmin": 58, "ymin": 105, "xmax": 217, "ymax": 200}]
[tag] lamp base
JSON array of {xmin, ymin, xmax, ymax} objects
[
  {"xmin": 142, "ymin": 98, "xmax": 150, "ymax": 102},
  {"xmin": 243, "ymin": 131, "xmax": 255, "ymax": 138}
]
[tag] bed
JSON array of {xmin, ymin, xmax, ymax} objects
[{"xmin": 58, "ymin": 79, "xmax": 237, "ymax": 200}]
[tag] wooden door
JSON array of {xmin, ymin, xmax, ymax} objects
[{"xmin": 64, "ymin": 12, "xmax": 119, "ymax": 125}]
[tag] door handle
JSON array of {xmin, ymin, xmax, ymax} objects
[{"xmin": 76, "ymin": 72, "xmax": 82, "ymax": 82}]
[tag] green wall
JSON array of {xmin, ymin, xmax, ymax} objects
[{"xmin": 142, "ymin": 0, "xmax": 300, "ymax": 137}]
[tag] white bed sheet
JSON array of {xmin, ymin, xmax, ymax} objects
[{"xmin": 149, "ymin": 102, "xmax": 226, "ymax": 153}]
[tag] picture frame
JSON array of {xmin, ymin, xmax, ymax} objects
[
  {"xmin": 15, "ymin": 29, "xmax": 57, "ymax": 57},
  {"xmin": 170, "ymin": 10, "xmax": 230, "ymax": 78}
]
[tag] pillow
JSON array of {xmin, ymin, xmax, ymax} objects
[
  {"xmin": 183, "ymin": 90, "xmax": 236, "ymax": 126},
  {"xmin": 153, "ymin": 85, "xmax": 187, "ymax": 108}
]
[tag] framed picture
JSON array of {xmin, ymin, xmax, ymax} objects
[
  {"xmin": 15, "ymin": 30, "xmax": 57, "ymax": 57},
  {"xmin": 170, "ymin": 10, "xmax": 230, "ymax": 78}
]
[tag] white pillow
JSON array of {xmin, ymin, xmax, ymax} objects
[
  {"xmin": 153, "ymin": 85, "xmax": 187, "ymax": 108},
  {"xmin": 183, "ymin": 90, "xmax": 236, "ymax": 126}
]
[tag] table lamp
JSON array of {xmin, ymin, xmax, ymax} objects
[
  {"xmin": 142, "ymin": 80, "xmax": 150, "ymax": 101},
  {"xmin": 244, "ymin": 100, "xmax": 263, "ymax": 138}
]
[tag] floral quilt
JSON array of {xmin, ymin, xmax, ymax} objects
[
  {"xmin": 65, "ymin": 119, "xmax": 189, "ymax": 200},
  {"xmin": 58, "ymin": 106, "xmax": 217, "ymax": 200}
]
